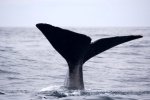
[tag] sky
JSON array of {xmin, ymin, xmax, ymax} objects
[{"xmin": 0, "ymin": 0, "xmax": 150, "ymax": 27}]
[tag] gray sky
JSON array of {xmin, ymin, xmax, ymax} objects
[{"xmin": 0, "ymin": 0, "xmax": 150, "ymax": 27}]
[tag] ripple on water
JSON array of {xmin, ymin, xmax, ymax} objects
[
  {"xmin": 0, "ymin": 92, "xmax": 5, "ymax": 95},
  {"xmin": 37, "ymin": 86, "xmax": 150, "ymax": 100},
  {"xmin": 0, "ymin": 69, "xmax": 20, "ymax": 75}
]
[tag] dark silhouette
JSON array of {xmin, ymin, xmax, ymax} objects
[{"xmin": 36, "ymin": 23, "xmax": 142, "ymax": 90}]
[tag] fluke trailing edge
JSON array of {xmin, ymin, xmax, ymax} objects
[{"xmin": 36, "ymin": 23, "xmax": 142, "ymax": 90}]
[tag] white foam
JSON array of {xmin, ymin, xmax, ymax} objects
[{"xmin": 40, "ymin": 85, "xmax": 61, "ymax": 92}]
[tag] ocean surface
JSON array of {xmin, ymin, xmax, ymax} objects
[{"xmin": 0, "ymin": 27, "xmax": 150, "ymax": 100}]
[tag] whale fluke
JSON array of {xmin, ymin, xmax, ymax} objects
[
  {"xmin": 83, "ymin": 35, "xmax": 142, "ymax": 63},
  {"xmin": 36, "ymin": 23, "xmax": 142, "ymax": 90},
  {"xmin": 36, "ymin": 24, "xmax": 91, "ymax": 66}
]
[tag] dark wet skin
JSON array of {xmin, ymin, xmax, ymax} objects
[{"xmin": 36, "ymin": 23, "xmax": 142, "ymax": 90}]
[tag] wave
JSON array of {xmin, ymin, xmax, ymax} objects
[
  {"xmin": 0, "ymin": 69, "xmax": 20, "ymax": 75},
  {"xmin": 39, "ymin": 86, "xmax": 150, "ymax": 98},
  {"xmin": 0, "ymin": 92, "xmax": 5, "ymax": 95}
]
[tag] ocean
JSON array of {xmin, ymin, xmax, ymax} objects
[{"xmin": 0, "ymin": 27, "xmax": 150, "ymax": 100}]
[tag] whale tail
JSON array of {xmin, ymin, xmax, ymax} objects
[
  {"xmin": 36, "ymin": 23, "xmax": 142, "ymax": 64},
  {"xmin": 36, "ymin": 24, "xmax": 91, "ymax": 67},
  {"xmin": 36, "ymin": 23, "xmax": 142, "ymax": 89},
  {"xmin": 83, "ymin": 35, "xmax": 142, "ymax": 63}
]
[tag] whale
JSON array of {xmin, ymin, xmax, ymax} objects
[{"xmin": 36, "ymin": 23, "xmax": 142, "ymax": 90}]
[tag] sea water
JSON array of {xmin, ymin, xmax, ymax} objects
[{"xmin": 0, "ymin": 27, "xmax": 150, "ymax": 100}]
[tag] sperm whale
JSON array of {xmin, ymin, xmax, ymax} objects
[{"xmin": 36, "ymin": 23, "xmax": 142, "ymax": 90}]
